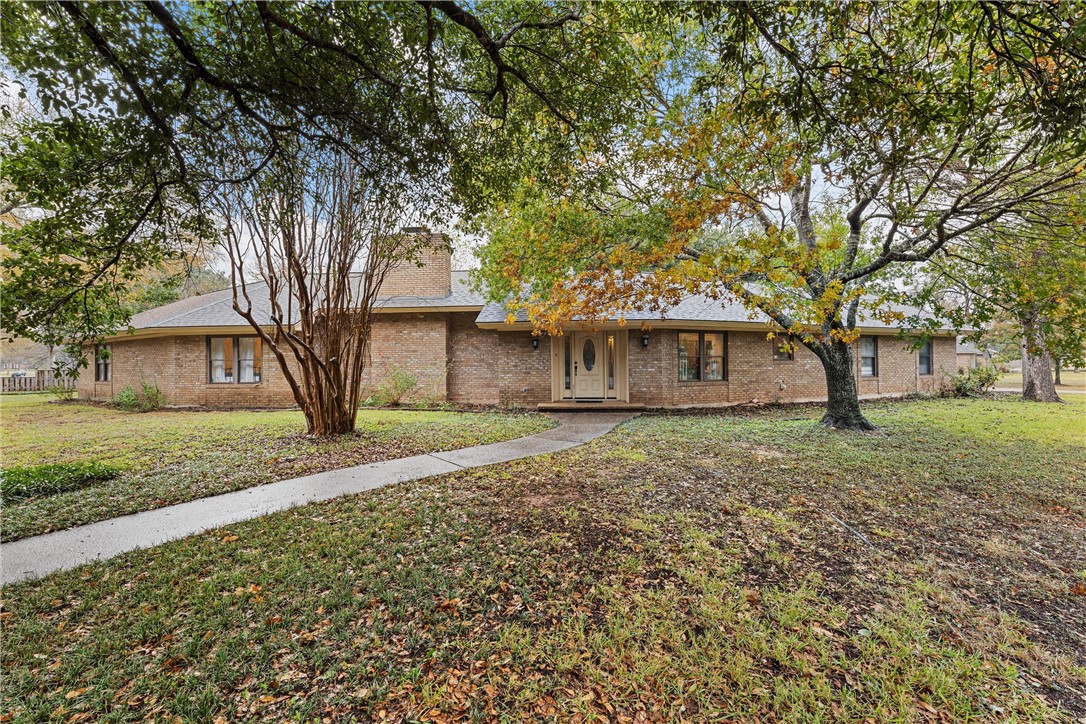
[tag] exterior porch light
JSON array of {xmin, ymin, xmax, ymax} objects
[
  {"xmin": 641, "ymin": 334, "xmax": 650, "ymax": 348},
  {"xmin": 531, "ymin": 335, "xmax": 540, "ymax": 349}
]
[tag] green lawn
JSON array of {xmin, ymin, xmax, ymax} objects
[
  {"xmin": 999, "ymin": 370, "xmax": 1086, "ymax": 391},
  {"xmin": 2, "ymin": 398, "xmax": 1084, "ymax": 721},
  {"xmin": 0, "ymin": 394, "xmax": 553, "ymax": 541}
]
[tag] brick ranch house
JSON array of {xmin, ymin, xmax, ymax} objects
[{"xmin": 79, "ymin": 234, "xmax": 956, "ymax": 409}]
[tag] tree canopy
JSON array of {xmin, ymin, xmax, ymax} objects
[
  {"xmin": 0, "ymin": 0, "xmax": 629, "ymax": 344},
  {"xmin": 474, "ymin": 1, "xmax": 1086, "ymax": 426}
]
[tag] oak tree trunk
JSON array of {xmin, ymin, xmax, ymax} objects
[
  {"xmin": 1053, "ymin": 358, "xmax": 1062, "ymax": 386},
  {"xmin": 1021, "ymin": 337, "xmax": 1062, "ymax": 402},
  {"xmin": 815, "ymin": 341, "xmax": 877, "ymax": 431}
]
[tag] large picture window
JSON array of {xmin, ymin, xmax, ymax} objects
[
  {"xmin": 678, "ymin": 332, "xmax": 727, "ymax": 382},
  {"xmin": 94, "ymin": 344, "xmax": 111, "ymax": 382},
  {"xmin": 859, "ymin": 336, "xmax": 878, "ymax": 377},
  {"xmin": 209, "ymin": 337, "xmax": 262, "ymax": 384},
  {"xmin": 918, "ymin": 340, "xmax": 933, "ymax": 376}
]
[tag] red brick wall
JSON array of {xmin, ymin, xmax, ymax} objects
[
  {"xmin": 363, "ymin": 313, "xmax": 448, "ymax": 401},
  {"xmin": 379, "ymin": 233, "xmax": 451, "ymax": 298},
  {"xmin": 627, "ymin": 329, "xmax": 955, "ymax": 407},
  {"xmin": 447, "ymin": 313, "xmax": 500, "ymax": 405},
  {"xmin": 446, "ymin": 312, "xmax": 549, "ymax": 407},
  {"xmin": 79, "ymin": 322, "xmax": 956, "ymax": 409},
  {"xmin": 77, "ymin": 336, "xmax": 298, "ymax": 408}
]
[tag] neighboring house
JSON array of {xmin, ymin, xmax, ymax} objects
[
  {"xmin": 955, "ymin": 339, "xmax": 990, "ymax": 370},
  {"xmin": 78, "ymin": 231, "xmax": 957, "ymax": 409},
  {"xmin": 1, "ymin": 338, "xmax": 61, "ymax": 378}
]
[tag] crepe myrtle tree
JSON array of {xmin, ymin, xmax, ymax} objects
[
  {"xmin": 474, "ymin": 2, "xmax": 1086, "ymax": 430},
  {"xmin": 215, "ymin": 144, "xmax": 437, "ymax": 436}
]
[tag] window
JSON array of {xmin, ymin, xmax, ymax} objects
[
  {"xmin": 772, "ymin": 337, "xmax": 794, "ymax": 361},
  {"xmin": 678, "ymin": 332, "xmax": 727, "ymax": 382},
  {"xmin": 919, "ymin": 340, "xmax": 933, "ymax": 376},
  {"xmin": 704, "ymin": 333, "xmax": 725, "ymax": 380},
  {"xmin": 209, "ymin": 337, "xmax": 262, "ymax": 384},
  {"xmin": 94, "ymin": 345, "xmax": 111, "ymax": 382},
  {"xmin": 607, "ymin": 334, "xmax": 615, "ymax": 391},
  {"xmin": 678, "ymin": 332, "xmax": 701, "ymax": 381},
  {"xmin": 860, "ymin": 336, "xmax": 878, "ymax": 377},
  {"xmin": 209, "ymin": 337, "xmax": 234, "ymax": 383},
  {"xmin": 239, "ymin": 337, "xmax": 262, "ymax": 383},
  {"xmin": 563, "ymin": 336, "xmax": 571, "ymax": 390}
]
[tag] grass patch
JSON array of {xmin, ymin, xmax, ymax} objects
[
  {"xmin": 0, "ymin": 394, "xmax": 553, "ymax": 540},
  {"xmin": 1, "ymin": 397, "xmax": 1083, "ymax": 721},
  {"xmin": 999, "ymin": 370, "xmax": 1086, "ymax": 391},
  {"xmin": 0, "ymin": 462, "xmax": 120, "ymax": 504}
]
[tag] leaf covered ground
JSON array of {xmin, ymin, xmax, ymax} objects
[
  {"xmin": 2, "ymin": 397, "xmax": 1084, "ymax": 722},
  {"xmin": 0, "ymin": 395, "xmax": 552, "ymax": 541}
]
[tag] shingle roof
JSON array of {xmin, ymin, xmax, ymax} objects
[
  {"xmin": 956, "ymin": 339, "xmax": 983, "ymax": 354},
  {"xmin": 374, "ymin": 271, "xmax": 487, "ymax": 310},
  {"xmin": 123, "ymin": 270, "xmax": 950, "ymax": 334},
  {"xmin": 127, "ymin": 283, "xmax": 285, "ymax": 329},
  {"xmin": 476, "ymin": 292, "xmax": 948, "ymax": 331},
  {"xmin": 124, "ymin": 271, "xmax": 486, "ymax": 332}
]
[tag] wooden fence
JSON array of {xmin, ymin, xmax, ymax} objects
[{"xmin": 0, "ymin": 373, "xmax": 75, "ymax": 393}]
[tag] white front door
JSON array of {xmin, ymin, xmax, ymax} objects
[{"xmin": 573, "ymin": 332, "xmax": 605, "ymax": 398}]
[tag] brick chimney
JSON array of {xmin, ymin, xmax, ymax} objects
[{"xmin": 380, "ymin": 228, "xmax": 452, "ymax": 298}]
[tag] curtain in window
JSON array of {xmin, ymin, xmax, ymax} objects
[
  {"xmin": 860, "ymin": 337, "xmax": 877, "ymax": 376},
  {"xmin": 678, "ymin": 333, "xmax": 701, "ymax": 381},
  {"xmin": 239, "ymin": 338, "xmax": 261, "ymax": 383},
  {"xmin": 210, "ymin": 337, "xmax": 233, "ymax": 382},
  {"xmin": 704, "ymin": 333, "xmax": 725, "ymax": 380}
]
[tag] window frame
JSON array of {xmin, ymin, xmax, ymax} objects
[
  {"xmin": 677, "ymin": 331, "xmax": 728, "ymax": 383},
  {"xmin": 772, "ymin": 336, "xmax": 795, "ymax": 362},
  {"xmin": 207, "ymin": 336, "xmax": 263, "ymax": 385},
  {"xmin": 94, "ymin": 344, "xmax": 111, "ymax": 382},
  {"xmin": 859, "ymin": 336, "xmax": 878, "ymax": 377},
  {"xmin": 918, "ymin": 340, "xmax": 934, "ymax": 376}
]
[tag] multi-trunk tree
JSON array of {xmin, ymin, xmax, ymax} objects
[
  {"xmin": 475, "ymin": 2, "xmax": 1086, "ymax": 429},
  {"xmin": 214, "ymin": 144, "xmax": 434, "ymax": 435}
]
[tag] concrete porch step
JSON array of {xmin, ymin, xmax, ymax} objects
[{"xmin": 538, "ymin": 401, "xmax": 647, "ymax": 412}]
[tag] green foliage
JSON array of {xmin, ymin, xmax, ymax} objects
[
  {"xmin": 111, "ymin": 386, "xmax": 141, "ymax": 412},
  {"xmin": 947, "ymin": 366, "xmax": 1001, "ymax": 398},
  {"xmin": 112, "ymin": 382, "xmax": 166, "ymax": 412},
  {"xmin": 44, "ymin": 382, "xmax": 75, "ymax": 402},
  {"xmin": 0, "ymin": 462, "xmax": 118, "ymax": 504},
  {"xmin": 139, "ymin": 380, "xmax": 167, "ymax": 410},
  {"xmin": 921, "ymin": 186, "xmax": 1086, "ymax": 370},
  {"xmin": 364, "ymin": 366, "xmax": 419, "ymax": 407},
  {"xmin": 124, "ymin": 267, "xmax": 230, "ymax": 316},
  {"xmin": 0, "ymin": 0, "xmax": 615, "ymax": 350}
]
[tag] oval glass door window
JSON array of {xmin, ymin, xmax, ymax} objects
[{"xmin": 582, "ymin": 338, "xmax": 596, "ymax": 371}]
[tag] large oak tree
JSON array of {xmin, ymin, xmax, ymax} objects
[{"xmin": 475, "ymin": 2, "xmax": 1086, "ymax": 429}]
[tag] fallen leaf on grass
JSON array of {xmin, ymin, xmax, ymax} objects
[{"xmin": 160, "ymin": 656, "xmax": 188, "ymax": 673}]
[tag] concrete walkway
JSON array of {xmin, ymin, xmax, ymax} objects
[{"xmin": 1, "ymin": 413, "xmax": 636, "ymax": 585}]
